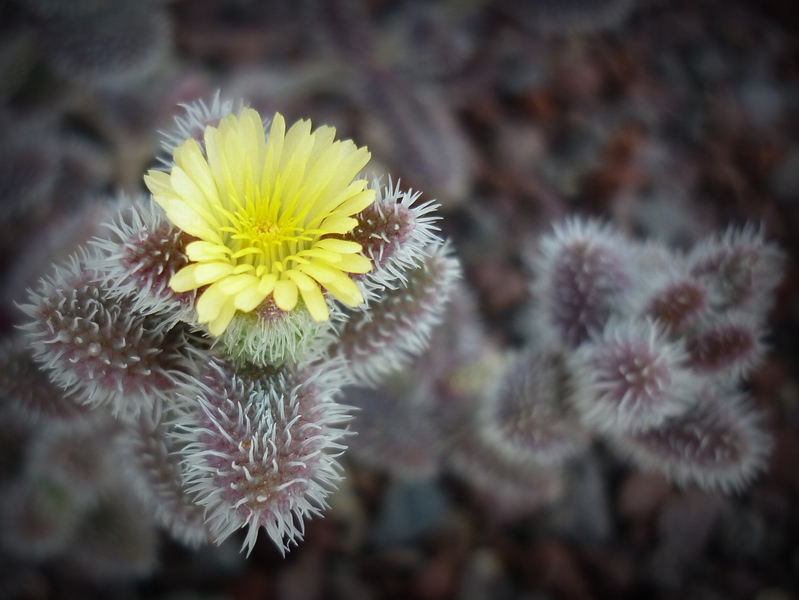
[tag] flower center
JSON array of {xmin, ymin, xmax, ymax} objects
[
  {"xmin": 242, "ymin": 217, "xmax": 292, "ymax": 247},
  {"xmin": 225, "ymin": 210, "xmax": 310, "ymax": 268},
  {"xmin": 255, "ymin": 221, "xmax": 282, "ymax": 240}
]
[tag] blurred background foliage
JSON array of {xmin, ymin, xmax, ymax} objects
[{"xmin": 0, "ymin": 0, "xmax": 798, "ymax": 598}]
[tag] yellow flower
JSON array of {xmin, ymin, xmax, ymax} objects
[{"xmin": 144, "ymin": 108, "xmax": 375, "ymax": 336}]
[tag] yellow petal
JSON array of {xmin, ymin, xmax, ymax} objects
[
  {"xmin": 218, "ymin": 273, "xmax": 259, "ymax": 295},
  {"xmin": 298, "ymin": 263, "xmax": 364, "ymax": 306},
  {"xmin": 231, "ymin": 247, "xmax": 263, "ymax": 259},
  {"xmin": 300, "ymin": 141, "xmax": 348, "ymax": 207},
  {"xmin": 238, "ymin": 108, "xmax": 266, "ymax": 186},
  {"xmin": 314, "ymin": 238, "xmax": 363, "ymax": 254},
  {"xmin": 332, "ymin": 253, "xmax": 372, "ymax": 274},
  {"xmin": 333, "ymin": 145, "xmax": 371, "ymax": 183},
  {"xmin": 173, "ymin": 139, "xmax": 219, "ymax": 207},
  {"xmin": 170, "ymin": 166, "xmax": 221, "ymax": 226},
  {"xmin": 273, "ymin": 279, "xmax": 299, "ymax": 312},
  {"xmin": 144, "ymin": 170, "xmax": 174, "ymax": 198},
  {"xmin": 204, "ymin": 126, "xmax": 227, "ymax": 204},
  {"xmin": 186, "ymin": 241, "xmax": 230, "ymax": 262},
  {"xmin": 334, "ymin": 189, "xmax": 376, "ymax": 217},
  {"xmin": 277, "ymin": 134, "xmax": 316, "ymax": 213},
  {"xmin": 281, "ymin": 118, "xmax": 313, "ymax": 171},
  {"xmin": 196, "ymin": 282, "xmax": 230, "ymax": 323},
  {"xmin": 319, "ymin": 216, "xmax": 358, "ymax": 234},
  {"xmin": 261, "ymin": 113, "xmax": 286, "ymax": 191},
  {"xmin": 258, "ymin": 274, "xmax": 278, "ymax": 295},
  {"xmin": 233, "ymin": 285, "xmax": 268, "ymax": 312},
  {"xmin": 169, "ymin": 264, "xmax": 203, "ymax": 292},
  {"xmin": 158, "ymin": 197, "xmax": 220, "ymax": 242},
  {"xmin": 306, "ymin": 180, "xmax": 368, "ymax": 225},
  {"xmin": 287, "ymin": 271, "xmax": 328, "ymax": 321},
  {"xmin": 222, "ymin": 124, "xmax": 247, "ymax": 207},
  {"xmin": 310, "ymin": 148, "xmax": 371, "ymax": 212},
  {"xmin": 295, "ymin": 248, "xmax": 342, "ymax": 263},
  {"xmin": 295, "ymin": 261, "xmax": 345, "ymax": 284},
  {"xmin": 232, "ymin": 263, "xmax": 255, "ymax": 274},
  {"xmin": 208, "ymin": 301, "xmax": 237, "ymax": 337},
  {"xmin": 323, "ymin": 274, "xmax": 363, "ymax": 307},
  {"xmin": 194, "ymin": 262, "xmax": 235, "ymax": 285},
  {"xmin": 286, "ymin": 269, "xmax": 317, "ymax": 292},
  {"xmin": 307, "ymin": 125, "xmax": 337, "ymax": 166}
]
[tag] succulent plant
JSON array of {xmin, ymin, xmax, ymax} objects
[
  {"xmin": 15, "ymin": 96, "xmax": 459, "ymax": 556},
  {"xmin": 7, "ymin": 92, "xmax": 782, "ymax": 570}
]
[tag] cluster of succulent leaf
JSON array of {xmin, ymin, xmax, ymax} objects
[
  {"xmin": 0, "ymin": 337, "xmax": 158, "ymax": 579},
  {"xmin": 345, "ymin": 218, "xmax": 781, "ymax": 503},
  {"xmin": 13, "ymin": 98, "xmax": 459, "ymax": 557},
  {"xmin": 520, "ymin": 219, "xmax": 780, "ymax": 491}
]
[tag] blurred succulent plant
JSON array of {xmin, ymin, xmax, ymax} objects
[
  {"xmin": 517, "ymin": 217, "xmax": 780, "ymax": 491},
  {"xmin": 345, "ymin": 216, "xmax": 780, "ymax": 501},
  {"xmin": 497, "ymin": 0, "xmax": 637, "ymax": 34}
]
